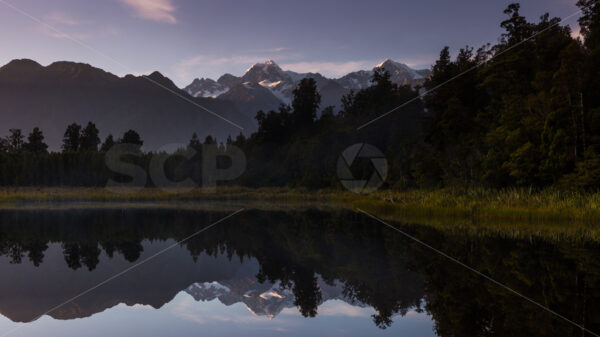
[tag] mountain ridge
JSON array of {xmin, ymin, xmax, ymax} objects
[
  {"xmin": 0, "ymin": 59, "xmax": 253, "ymax": 150},
  {"xmin": 184, "ymin": 59, "xmax": 430, "ymax": 119},
  {"xmin": 0, "ymin": 58, "xmax": 429, "ymax": 150}
]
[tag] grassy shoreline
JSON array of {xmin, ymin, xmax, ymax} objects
[
  {"xmin": 1, "ymin": 187, "xmax": 600, "ymax": 240},
  {"xmin": 1, "ymin": 186, "xmax": 600, "ymax": 221}
]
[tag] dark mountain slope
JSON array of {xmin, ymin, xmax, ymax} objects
[{"xmin": 0, "ymin": 59, "xmax": 253, "ymax": 150}]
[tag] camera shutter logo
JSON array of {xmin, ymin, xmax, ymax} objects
[{"xmin": 337, "ymin": 143, "xmax": 388, "ymax": 193}]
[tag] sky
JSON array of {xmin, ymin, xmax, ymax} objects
[
  {"xmin": 0, "ymin": 0, "xmax": 582, "ymax": 87},
  {"xmin": 0, "ymin": 294, "xmax": 436, "ymax": 337}
]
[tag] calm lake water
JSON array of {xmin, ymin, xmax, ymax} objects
[{"xmin": 0, "ymin": 205, "xmax": 598, "ymax": 336}]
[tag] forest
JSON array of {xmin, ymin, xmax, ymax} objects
[{"xmin": 0, "ymin": 1, "xmax": 599, "ymax": 190}]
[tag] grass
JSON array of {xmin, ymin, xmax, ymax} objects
[
  {"xmin": 0, "ymin": 186, "xmax": 346, "ymax": 203},
  {"xmin": 2, "ymin": 186, "xmax": 600, "ymax": 240},
  {"xmin": 358, "ymin": 188, "xmax": 600, "ymax": 222},
  {"xmin": 2, "ymin": 186, "xmax": 600, "ymax": 218},
  {"xmin": 353, "ymin": 188, "xmax": 600, "ymax": 241}
]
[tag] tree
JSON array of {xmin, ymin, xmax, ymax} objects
[
  {"xmin": 291, "ymin": 78, "xmax": 320, "ymax": 128},
  {"xmin": 234, "ymin": 132, "xmax": 246, "ymax": 146},
  {"xmin": 100, "ymin": 134, "xmax": 115, "ymax": 152},
  {"xmin": 0, "ymin": 137, "xmax": 7, "ymax": 153},
  {"xmin": 24, "ymin": 127, "xmax": 48, "ymax": 154},
  {"xmin": 255, "ymin": 106, "xmax": 291, "ymax": 143},
  {"xmin": 203, "ymin": 135, "xmax": 215, "ymax": 145},
  {"xmin": 118, "ymin": 129, "xmax": 143, "ymax": 147},
  {"xmin": 188, "ymin": 132, "xmax": 201, "ymax": 150},
  {"xmin": 577, "ymin": 0, "xmax": 600, "ymax": 50},
  {"xmin": 500, "ymin": 3, "xmax": 531, "ymax": 45},
  {"xmin": 62, "ymin": 123, "xmax": 82, "ymax": 152},
  {"xmin": 561, "ymin": 147, "xmax": 600, "ymax": 189},
  {"xmin": 371, "ymin": 68, "xmax": 393, "ymax": 93},
  {"xmin": 80, "ymin": 122, "xmax": 100, "ymax": 152},
  {"xmin": 577, "ymin": 0, "xmax": 600, "ymax": 148},
  {"xmin": 6, "ymin": 129, "xmax": 24, "ymax": 154}
]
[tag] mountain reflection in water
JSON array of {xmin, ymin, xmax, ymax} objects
[{"xmin": 0, "ymin": 207, "xmax": 598, "ymax": 336}]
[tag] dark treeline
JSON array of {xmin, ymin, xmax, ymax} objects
[
  {"xmin": 0, "ymin": 122, "xmax": 144, "ymax": 186},
  {"xmin": 233, "ymin": 0, "xmax": 600, "ymax": 188},
  {"xmin": 416, "ymin": 1, "xmax": 600, "ymax": 188},
  {"xmin": 233, "ymin": 1, "xmax": 600, "ymax": 189},
  {"xmin": 1, "ymin": 2, "xmax": 599, "ymax": 189}
]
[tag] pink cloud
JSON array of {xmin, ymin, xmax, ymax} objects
[
  {"xmin": 44, "ymin": 11, "xmax": 85, "ymax": 26},
  {"xmin": 120, "ymin": 0, "xmax": 177, "ymax": 24}
]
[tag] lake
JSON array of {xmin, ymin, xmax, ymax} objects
[{"xmin": 0, "ymin": 204, "xmax": 597, "ymax": 336}]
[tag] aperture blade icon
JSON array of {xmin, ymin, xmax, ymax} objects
[{"xmin": 337, "ymin": 143, "xmax": 388, "ymax": 193}]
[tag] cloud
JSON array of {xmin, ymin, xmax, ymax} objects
[
  {"xmin": 37, "ymin": 27, "xmax": 92, "ymax": 40},
  {"xmin": 44, "ymin": 11, "xmax": 84, "ymax": 26},
  {"xmin": 101, "ymin": 24, "xmax": 121, "ymax": 37},
  {"xmin": 171, "ymin": 296, "xmax": 296, "ymax": 326},
  {"xmin": 281, "ymin": 54, "xmax": 438, "ymax": 76},
  {"xmin": 36, "ymin": 12, "xmax": 119, "ymax": 41},
  {"xmin": 36, "ymin": 12, "xmax": 92, "ymax": 40},
  {"xmin": 316, "ymin": 301, "xmax": 373, "ymax": 317},
  {"xmin": 280, "ymin": 299, "xmax": 375, "ymax": 318},
  {"xmin": 120, "ymin": 0, "xmax": 177, "ymax": 24},
  {"xmin": 280, "ymin": 60, "xmax": 376, "ymax": 77},
  {"xmin": 173, "ymin": 55, "xmax": 207, "ymax": 80},
  {"xmin": 173, "ymin": 54, "xmax": 287, "ymax": 82}
]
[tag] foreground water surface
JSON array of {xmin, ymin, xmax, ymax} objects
[{"xmin": 0, "ymin": 205, "xmax": 598, "ymax": 336}]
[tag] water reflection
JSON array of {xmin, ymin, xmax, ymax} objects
[{"xmin": 0, "ymin": 207, "xmax": 598, "ymax": 336}]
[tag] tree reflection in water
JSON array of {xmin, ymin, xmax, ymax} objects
[{"xmin": 0, "ymin": 207, "xmax": 598, "ymax": 335}]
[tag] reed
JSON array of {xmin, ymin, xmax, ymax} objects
[{"xmin": 2, "ymin": 186, "xmax": 600, "ymax": 224}]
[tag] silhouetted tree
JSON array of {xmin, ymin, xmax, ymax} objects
[
  {"xmin": 24, "ymin": 127, "xmax": 48, "ymax": 154},
  {"xmin": 100, "ymin": 134, "xmax": 115, "ymax": 152},
  {"xmin": 80, "ymin": 122, "xmax": 100, "ymax": 152},
  {"xmin": 577, "ymin": 0, "xmax": 600, "ymax": 49},
  {"xmin": 6, "ymin": 129, "xmax": 24, "ymax": 153},
  {"xmin": 500, "ymin": 3, "xmax": 531, "ymax": 45},
  {"xmin": 62, "ymin": 123, "xmax": 81, "ymax": 152},
  {"xmin": 291, "ymin": 78, "xmax": 320, "ymax": 128},
  {"xmin": 118, "ymin": 129, "xmax": 143, "ymax": 147},
  {"xmin": 188, "ymin": 132, "xmax": 201, "ymax": 150}
]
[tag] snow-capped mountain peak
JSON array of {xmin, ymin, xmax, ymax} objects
[
  {"xmin": 183, "ymin": 59, "xmax": 430, "ymax": 121},
  {"xmin": 376, "ymin": 58, "xmax": 403, "ymax": 69},
  {"xmin": 375, "ymin": 59, "xmax": 424, "ymax": 81},
  {"xmin": 184, "ymin": 277, "xmax": 356, "ymax": 319},
  {"xmin": 186, "ymin": 281, "xmax": 231, "ymax": 302},
  {"xmin": 183, "ymin": 77, "xmax": 228, "ymax": 98},
  {"xmin": 242, "ymin": 60, "xmax": 290, "ymax": 84}
]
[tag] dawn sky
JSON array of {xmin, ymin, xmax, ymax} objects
[{"xmin": 0, "ymin": 0, "xmax": 581, "ymax": 87}]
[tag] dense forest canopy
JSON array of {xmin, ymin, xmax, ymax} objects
[{"xmin": 0, "ymin": 1, "xmax": 599, "ymax": 190}]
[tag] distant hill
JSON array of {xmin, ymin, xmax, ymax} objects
[{"xmin": 0, "ymin": 59, "xmax": 254, "ymax": 150}]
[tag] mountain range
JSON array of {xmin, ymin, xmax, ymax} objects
[
  {"xmin": 0, "ymin": 59, "xmax": 252, "ymax": 150},
  {"xmin": 0, "ymin": 242, "xmax": 366, "ymax": 322},
  {"xmin": 184, "ymin": 59, "xmax": 430, "ymax": 118},
  {"xmin": 0, "ymin": 58, "xmax": 429, "ymax": 150},
  {"xmin": 185, "ymin": 276, "xmax": 359, "ymax": 319}
]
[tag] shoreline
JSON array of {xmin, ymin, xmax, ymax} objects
[
  {"xmin": 1, "ymin": 186, "xmax": 600, "ymax": 221},
  {"xmin": 0, "ymin": 187, "xmax": 599, "ymax": 240}
]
